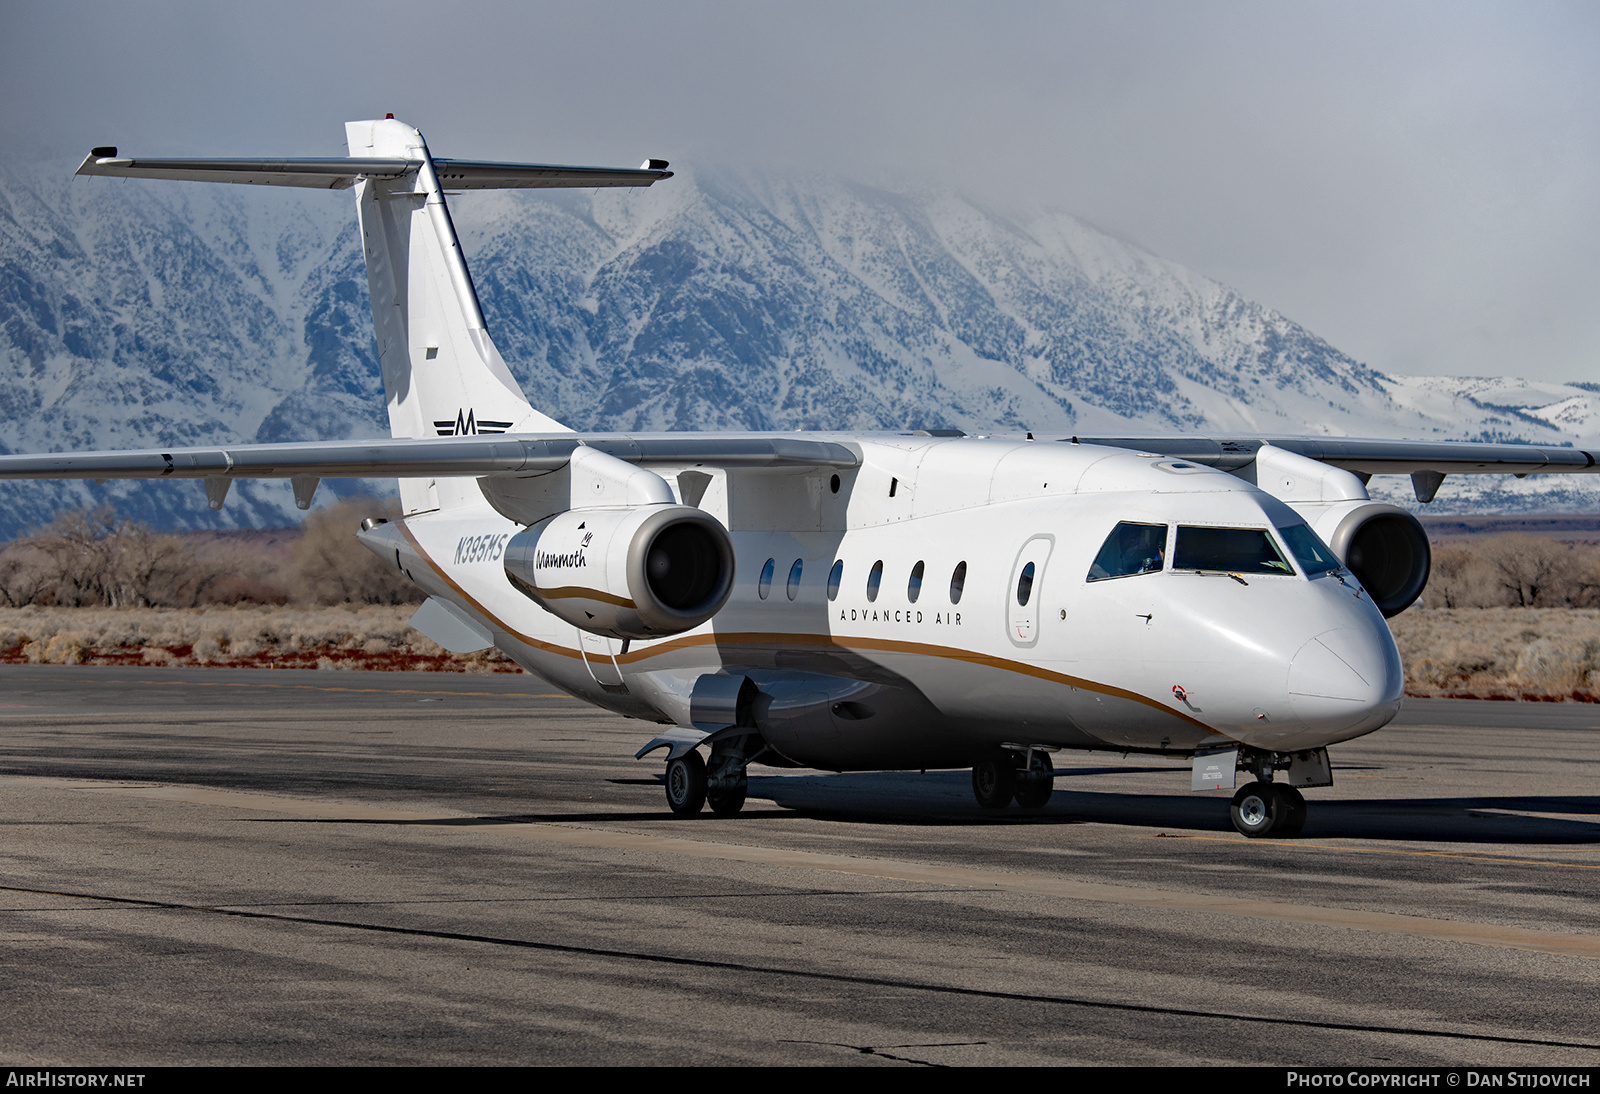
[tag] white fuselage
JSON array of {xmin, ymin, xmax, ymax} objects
[{"xmin": 372, "ymin": 436, "xmax": 1405, "ymax": 769}]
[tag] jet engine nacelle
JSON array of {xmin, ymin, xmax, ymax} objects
[
  {"xmin": 1294, "ymin": 500, "xmax": 1432, "ymax": 618},
  {"xmin": 504, "ymin": 504, "xmax": 735, "ymax": 640}
]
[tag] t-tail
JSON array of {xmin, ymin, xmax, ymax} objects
[{"xmin": 76, "ymin": 119, "xmax": 674, "ymax": 512}]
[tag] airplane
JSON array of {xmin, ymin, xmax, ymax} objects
[{"xmin": 4, "ymin": 117, "xmax": 1595, "ymax": 838}]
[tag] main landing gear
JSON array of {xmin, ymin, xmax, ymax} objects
[
  {"xmin": 972, "ymin": 748, "xmax": 1055, "ymax": 810},
  {"xmin": 665, "ymin": 735, "xmax": 759, "ymax": 817}
]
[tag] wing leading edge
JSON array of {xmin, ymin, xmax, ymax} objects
[
  {"xmin": 0, "ymin": 434, "xmax": 861, "ymax": 481},
  {"xmin": 1071, "ymin": 435, "xmax": 1598, "ymax": 476},
  {"xmin": 1, "ymin": 432, "xmax": 1590, "ymax": 488}
]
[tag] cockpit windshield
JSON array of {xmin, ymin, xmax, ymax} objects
[
  {"xmin": 1276, "ymin": 523, "xmax": 1342, "ymax": 575},
  {"xmin": 1088, "ymin": 522, "xmax": 1167, "ymax": 582},
  {"xmin": 1173, "ymin": 526, "xmax": 1294, "ymax": 576}
]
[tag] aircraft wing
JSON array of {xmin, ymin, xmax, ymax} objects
[
  {"xmin": 0, "ymin": 432, "xmax": 1592, "ymax": 503},
  {"xmin": 0, "ymin": 434, "xmax": 861, "ymax": 480},
  {"xmin": 1071, "ymin": 435, "xmax": 1599, "ymax": 476}
]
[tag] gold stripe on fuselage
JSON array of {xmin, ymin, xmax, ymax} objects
[
  {"xmin": 398, "ymin": 521, "xmax": 1222, "ymax": 736},
  {"xmin": 531, "ymin": 585, "xmax": 637, "ymax": 609}
]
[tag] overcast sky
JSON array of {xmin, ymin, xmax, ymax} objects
[{"xmin": 4, "ymin": 0, "xmax": 1596, "ymax": 385}]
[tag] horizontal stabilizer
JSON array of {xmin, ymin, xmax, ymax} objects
[{"xmin": 76, "ymin": 155, "xmax": 672, "ymax": 191}]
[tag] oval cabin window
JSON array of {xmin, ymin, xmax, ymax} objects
[{"xmin": 1016, "ymin": 561, "xmax": 1035, "ymax": 606}]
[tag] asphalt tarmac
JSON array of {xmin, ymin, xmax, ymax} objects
[{"xmin": 2, "ymin": 664, "xmax": 1598, "ymax": 1066}]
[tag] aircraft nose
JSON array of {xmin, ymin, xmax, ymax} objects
[{"xmin": 1286, "ymin": 627, "xmax": 1404, "ymax": 738}]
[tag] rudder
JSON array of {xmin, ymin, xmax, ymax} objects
[{"xmin": 345, "ymin": 118, "xmax": 568, "ymax": 512}]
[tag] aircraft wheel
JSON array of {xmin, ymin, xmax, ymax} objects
[
  {"xmin": 972, "ymin": 753, "xmax": 1018, "ymax": 809},
  {"xmin": 1229, "ymin": 781, "xmax": 1297, "ymax": 838},
  {"xmin": 665, "ymin": 751, "xmax": 707, "ymax": 815},
  {"xmin": 1276, "ymin": 784, "xmax": 1307, "ymax": 837},
  {"xmin": 708, "ymin": 773, "xmax": 748, "ymax": 816},
  {"xmin": 1013, "ymin": 752, "xmax": 1054, "ymax": 809}
]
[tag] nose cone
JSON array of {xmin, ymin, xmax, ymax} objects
[{"xmin": 1286, "ymin": 627, "xmax": 1403, "ymax": 742}]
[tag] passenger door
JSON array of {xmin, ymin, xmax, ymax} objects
[{"xmin": 1007, "ymin": 536, "xmax": 1053, "ymax": 648}]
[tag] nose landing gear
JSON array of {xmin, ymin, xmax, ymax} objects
[
  {"xmin": 1229, "ymin": 781, "xmax": 1307, "ymax": 838},
  {"xmin": 1218, "ymin": 746, "xmax": 1325, "ymax": 837}
]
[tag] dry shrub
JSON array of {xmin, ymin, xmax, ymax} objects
[
  {"xmin": 1389, "ymin": 606, "xmax": 1600, "ymax": 696},
  {"xmin": 0, "ymin": 508, "xmax": 280, "ymax": 608},
  {"xmin": 0, "ymin": 500, "xmax": 428, "ymax": 608},
  {"xmin": 0, "ymin": 603, "xmax": 516, "ymax": 673},
  {"xmin": 288, "ymin": 500, "xmax": 422, "ymax": 606},
  {"xmin": 1427, "ymin": 535, "xmax": 1599, "ymax": 608}
]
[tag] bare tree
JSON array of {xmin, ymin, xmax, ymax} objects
[
  {"xmin": 1425, "ymin": 543, "xmax": 1490, "ymax": 608},
  {"xmin": 0, "ymin": 541, "xmax": 53, "ymax": 607},
  {"xmin": 1481, "ymin": 534, "xmax": 1580, "ymax": 607},
  {"xmin": 31, "ymin": 508, "xmax": 123, "ymax": 606},
  {"xmin": 289, "ymin": 500, "xmax": 421, "ymax": 606}
]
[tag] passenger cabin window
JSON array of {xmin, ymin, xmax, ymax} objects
[
  {"xmin": 1016, "ymin": 561, "xmax": 1036, "ymax": 606},
  {"xmin": 867, "ymin": 560, "xmax": 884, "ymax": 602},
  {"xmin": 949, "ymin": 561, "xmax": 967, "ymax": 604},
  {"xmin": 1277, "ymin": 524, "xmax": 1341, "ymax": 575},
  {"xmin": 1173, "ymin": 527, "xmax": 1293, "ymax": 576},
  {"xmin": 1088, "ymin": 522, "xmax": 1167, "ymax": 582},
  {"xmin": 908, "ymin": 561, "xmax": 925, "ymax": 603},
  {"xmin": 786, "ymin": 559, "xmax": 804, "ymax": 600},
  {"xmin": 827, "ymin": 560, "xmax": 844, "ymax": 601},
  {"xmin": 758, "ymin": 558, "xmax": 775, "ymax": 599}
]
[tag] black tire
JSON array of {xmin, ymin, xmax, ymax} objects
[
  {"xmin": 708, "ymin": 774, "xmax": 747, "ymax": 816},
  {"xmin": 1229, "ymin": 781, "xmax": 1294, "ymax": 838},
  {"xmin": 972, "ymin": 752, "xmax": 1018, "ymax": 809},
  {"xmin": 1276, "ymin": 784, "xmax": 1307, "ymax": 837},
  {"xmin": 1013, "ymin": 752, "xmax": 1054, "ymax": 809},
  {"xmin": 665, "ymin": 751, "xmax": 707, "ymax": 815}
]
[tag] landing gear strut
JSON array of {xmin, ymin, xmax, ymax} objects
[
  {"xmin": 706, "ymin": 736, "xmax": 750, "ymax": 816},
  {"xmin": 1013, "ymin": 751, "xmax": 1054, "ymax": 809}
]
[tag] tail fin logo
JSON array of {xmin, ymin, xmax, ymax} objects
[{"xmin": 434, "ymin": 409, "xmax": 513, "ymax": 437}]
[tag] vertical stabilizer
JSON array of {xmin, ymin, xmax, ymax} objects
[{"xmin": 344, "ymin": 118, "xmax": 570, "ymax": 512}]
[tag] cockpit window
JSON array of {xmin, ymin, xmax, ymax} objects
[
  {"xmin": 1088, "ymin": 522, "xmax": 1167, "ymax": 582},
  {"xmin": 1277, "ymin": 523, "xmax": 1341, "ymax": 575},
  {"xmin": 1173, "ymin": 526, "xmax": 1293, "ymax": 575}
]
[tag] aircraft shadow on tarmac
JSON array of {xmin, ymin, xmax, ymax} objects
[
  {"xmin": 746, "ymin": 771, "xmax": 1600, "ymax": 842},
  {"xmin": 253, "ymin": 767, "xmax": 1600, "ymax": 844}
]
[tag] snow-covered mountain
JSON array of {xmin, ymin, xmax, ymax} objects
[{"xmin": 1, "ymin": 160, "xmax": 1594, "ymax": 536}]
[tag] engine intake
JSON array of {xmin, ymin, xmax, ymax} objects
[
  {"xmin": 504, "ymin": 504, "xmax": 735, "ymax": 639},
  {"xmin": 1311, "ymin": 502, "xmax": 1431, "ymax": 617}
]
